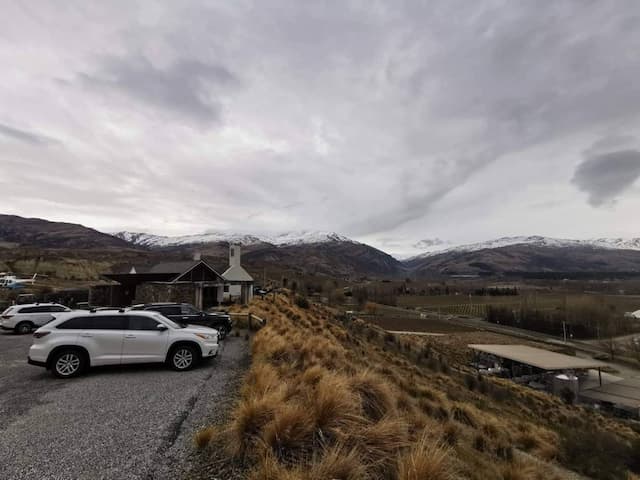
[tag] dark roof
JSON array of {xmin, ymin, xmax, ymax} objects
[
  {"xmin": 147, "ymin": 261, "xmax": 200, "ymax": 274},
  {"xmin": 103, "ymin": 259, "xmax": 226, "ymax": 285}
]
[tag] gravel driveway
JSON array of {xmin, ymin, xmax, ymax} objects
[{"xmin": 0, "ymin": 330, "xmax": 248, "ymax": 480}]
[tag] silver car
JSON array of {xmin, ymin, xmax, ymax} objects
[{"xmin": 1, "ymin": 303, "xmax": 71, "ymax": 334}]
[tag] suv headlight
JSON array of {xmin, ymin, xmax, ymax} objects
[{"xmin": 194, "ymin": 333, "xmax": 216, "ymax": 340}]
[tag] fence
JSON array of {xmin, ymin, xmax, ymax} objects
[{"xmin": 229, "ymin": 312, "xmax": 267, "ymax": 331}]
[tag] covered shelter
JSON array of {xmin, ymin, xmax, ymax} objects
[
  {"xmin": 580, "ymin": 377, "xmax": 640, "ymax": 419},
  {"xmin": 468, "ymin": 344, "xmax": 607, "ymax": 390}
]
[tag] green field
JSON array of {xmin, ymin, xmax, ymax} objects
[
  {"xmin": 397, "ymin": 293, "xmax": 640, "ymax": 315},
  {"xmin": 355, "ymin": 304, "xmax": 476, "ymax": 333}
]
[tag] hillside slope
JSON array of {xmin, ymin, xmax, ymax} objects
[
  {"xmin": 406, "ymin": 244, "xmax": 640, "ymax": 276},
  {"xmin": 0, "ymin": 214, "xmax": 133, "ymax": 249},
  {"xmin": 193, "ymin": 294, "xmax": 640, "ymax": 480}
]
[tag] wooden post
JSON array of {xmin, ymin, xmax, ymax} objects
[
  {"xmin": 598, "ymin": 367, "xmax": 602, "ymax": 386},
  {"xmin": 248, "ymin": 312, "xmax": 252, "ymax": 331}
]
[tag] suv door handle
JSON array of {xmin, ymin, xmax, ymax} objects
[
  {"xmin": 125, "ymin": 334, "xmax": 136, "ymax": 339},
  {"xmin": 80, "ymin": 333, "xmax": 93, "ymax": 337}
]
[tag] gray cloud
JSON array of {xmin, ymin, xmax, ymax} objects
[
  {"xmin": 0, "ymin": 123, "xmax": 58, "ymax": 146},
  {"xmin": 572, "ymin": 150, "xmax": 640, "ymax": 206},
  {"xmin": 1, "ymin": 1, "xmax": 640, "ymax": 246},
  {"xmin": 79, "ymin": 56, "xmax": 239, "ymax": 124},
  {"xmin": 413, "ymin": 238, "xmax": 447, "ymax": 249}
]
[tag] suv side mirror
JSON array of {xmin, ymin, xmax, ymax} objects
[
  {"xmin": 200, "ymin": 312, "xmax": 206, "ymax": 317},
  {"xmin": 157, "ymin": 324, "xmax": 168, "ymax": 331}
]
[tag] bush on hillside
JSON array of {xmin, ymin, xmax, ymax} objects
[
  {"xmin": 295, "ymin": 295, "xmax": 310, "ymax": 309},
  {"xmin": 559, "ymin": 427, "xmax": 632, "ymax": 480}
]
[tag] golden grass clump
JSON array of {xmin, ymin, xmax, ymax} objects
[
  {"xmin": 306, "ymin": 445, "xmax": 367, "ymax": 480},
  {"xmin": 397, "ymin": 434, "xmax": 457, "ymax": 480},
  {"xmin": 194, "ymin": 425, "xmax": 218, "ymax": 448},
  {"xmin": 350, "ymin": 370, "xmax": 396, "ymax": 422},
  {"xmin": 260, "ymin": 402, "xmax": 315, "ymax": 463},
  {"xmin": 229, "ymin": 392, "xmax": 280, "ymax": 458},
  {"xmin": 311, "ymin": 373, "xmax": 362, "ymax": 435}
]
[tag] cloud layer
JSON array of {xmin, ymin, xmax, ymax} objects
[
  {"xmin": 1, "ymin": 1, "xmax": 639, "ymax": 255},
  {"xmin": 573, "ymin": 150, "xmax": 640, "ymax": 206}
]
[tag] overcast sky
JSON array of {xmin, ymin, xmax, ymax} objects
[{"xmin": 1, "ymin": 1, "xmax": 640, "ymax": 257}]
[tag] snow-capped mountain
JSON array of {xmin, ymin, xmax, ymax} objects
[
  {"xmin": 113, "ymin": 230, "xmax": 356, "ymax": 248},
  {"xmin": 409, "ymin": 235, "xmax": 640, "ymax": 260}
]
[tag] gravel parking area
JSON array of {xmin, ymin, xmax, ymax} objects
[{"xmin": 0, "ymin": 330, "xmax": 249, "ymax": 480}]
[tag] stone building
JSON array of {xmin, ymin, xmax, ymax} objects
[{"xmin": 91, "ymin": 245, "xmax": 254, "ymax": 309}]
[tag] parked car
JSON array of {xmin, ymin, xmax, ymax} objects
[
  {"xmin": 1, "ymin": 303, "xmax": 71, "ymax": 334},
  {"xmin": 129, "ymin": 303, "xmax": 233, "ymax": 339},
  {"xmin": 28, "ymin": 310, "xmax": 219, "ymax": 378}
]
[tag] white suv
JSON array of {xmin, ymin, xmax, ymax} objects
[
  {"xmin": 28, "ymin": 310, "xmax": 219, "ymax": 378},
  {"xmin": 1, "ymin": 303, "xmax": 71, "ymax": 334}
]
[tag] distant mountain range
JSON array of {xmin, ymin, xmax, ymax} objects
[
  {"xmin": 407, "ymin": 235, "xmax": 640, "ymax": 260},
  {"xmin": 1, "ymin": 215, "xmax": 640, "ymax": 278},
  {"xmin": 113, "ymin": 230, "xmax": 355, "ymax": 248}
]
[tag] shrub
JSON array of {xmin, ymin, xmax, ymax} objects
[
  {"xmin": 559, "ymin": 428, "xmax": 631, "ymax": 479},
  {"xmin": 452, "ymin": 406, "xmax": 476, "ymax": 428},
  {"xmin": 500, "ymin": 461, "xmax": 539, "ymax": 480},
  {"xmin": 559, "ymin": 387, "xmax": 575, "ymax": 405},
  {"xmin": 465, "ymin": 374, "xmax": 478, "ymax": 391},
  {"xmin": 473, "ymin": 434, "xmax": 487, "ymax": 452},
  {"xmin": 295, "ymin": 295, "xmax": 310, "ymax": 309},
  {"xmin": 442, "ymin": 422, "xmax": 459, "ymax": 446},
  {"xmin": 496, "ymin": 444, "xmax": 514, "ymax": 462}
]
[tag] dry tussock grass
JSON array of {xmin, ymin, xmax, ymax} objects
[
  {"xmin": 397, "ymin": 434, "xmax": 457, "ymax": 480},
  {"xmin": 197, "ymin": 293, "xmax": 639, "ymax": 479}
]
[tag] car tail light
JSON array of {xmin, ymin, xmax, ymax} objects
[{"xmin": 33, "ymin": 331, "xmax": 50, "ymax": 338}]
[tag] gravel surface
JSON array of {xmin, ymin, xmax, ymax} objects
[{"xmin": 0, "ymin": 330, "xmax": 249, "ymax": 480}]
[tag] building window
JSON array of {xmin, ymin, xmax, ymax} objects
[{"xmin": 224, "ymin": 285, "xmax": 229, "ymax": 292}]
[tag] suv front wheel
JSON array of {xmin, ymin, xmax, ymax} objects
[
  {"xmin": 168, "ymin": 345, "xmax": 198, "ymax": 371},
  {"xmin": 51, "ymin": 349, "xmax": 86, "ymax": 378}
]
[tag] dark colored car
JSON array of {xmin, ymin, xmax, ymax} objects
[{"xmin": 130, "ymin": 303, "xmax": 233, "ymax": 339}]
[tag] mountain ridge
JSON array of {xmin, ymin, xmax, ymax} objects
[
  {"xmin": 407, "ymin": 235, "xmax": 640, "ymax": 260},
  {"xmin": 113, "ymin": 230, "xmax": 356, "ymax": 248},
  {"xmin": 2, "ymin": 214, "xmax": 640, "ymax": 277}
]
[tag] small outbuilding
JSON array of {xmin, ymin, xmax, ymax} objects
[{"xmin": 222, "ymin": 245, "xmax": 254, "ymax": 304}]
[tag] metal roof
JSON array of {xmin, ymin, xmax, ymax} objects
[
  {"xmin": 222, "ymin": 264, "xmax": 253, "ymax": 282},
  {"xmin": 580, "ymin": 378, "xmax": 640, "ymax": 409},
  {"xmin": 468, "ymin": 344, "xmax": 607, "ymax": 370}
]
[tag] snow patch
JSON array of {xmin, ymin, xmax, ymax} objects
[
  {"xmin": 113, "ymin": 230, "xmax": 356, "ymax": 248},
  {"xmin": 408, "ymin": 235, "xmax": 640, "ymax": 260}
]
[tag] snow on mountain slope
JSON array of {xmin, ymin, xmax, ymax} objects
[
  {"xmin": 113, "ymin": 230, "xmax": 355, "ymax": 248},
  {"xmin": 409, "ymin": 235, "xmax": 640, "ymax": 260}
]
